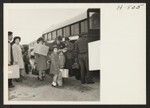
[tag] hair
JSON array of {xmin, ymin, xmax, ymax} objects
[
  {"xmin": 8, "ymin": 31, "xmax": 13, "ymax": 36},
  {"xmin": 37, "ymin": 37, "xmax": 44, "ymax": 44}
]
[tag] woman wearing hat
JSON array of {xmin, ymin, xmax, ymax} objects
[{"xmin": 12, "ymin": 36, "xmax": 25, "ymax": 81}]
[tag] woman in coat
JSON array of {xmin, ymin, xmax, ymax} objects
[
  {"xmin": 12, "ymin": 36, "xmax": 25, "ymax": 81},
  {"xmin": 34, "ymin": 37, "xmax": 47, "ymax": 81}
]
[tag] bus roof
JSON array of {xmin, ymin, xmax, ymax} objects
[{"xmin": 42, "ymin": 11, "xmax": 87, "ymax": 34}]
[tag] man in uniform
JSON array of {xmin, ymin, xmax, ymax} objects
[
  {"xmin": 8, "ymin": 31, "xmax": 15, "ymax": 88},
  {"xmin": 74, "ymin": 33, "xmax": 94, "ymax": 84}
]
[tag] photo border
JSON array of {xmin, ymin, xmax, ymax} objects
[{"xmin": 0, "ymin": 0, "xmax": 149, "ymax": 108}]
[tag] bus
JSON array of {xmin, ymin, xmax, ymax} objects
[{"xmin": 34, "ymin": 8, "xmax": 100, "ymax": 72}]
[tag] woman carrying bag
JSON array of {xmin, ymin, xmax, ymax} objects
[{"xmin": 12, "ymin": 36, "xmax": 25, "ymax": 81}]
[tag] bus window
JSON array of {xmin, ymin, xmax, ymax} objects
[
  {"xmin": 63, "ymin": 26, "xmax": 70, "ymax": 37},
  {"xmin": 89, "ymin": 12, "xmax": 100, "ymax": 29},
  {"xmin": 57, "ymin": 29, "xmax": 63, "ymax": 37},
  {"xmin": 81, "ymin": 20, "xmax": 88, "ymax": 34},
  {"xmin": 43, "ymin": 34, "xmax": 48, "ymax": 41},
  {"xmin": 52, "ymin": 31, "xmax": 57, "ymax": 40},
  {"xmin": 48, "ymin": 32, "xmax": 52, "ymax": 41},
  {"xmin": 88, "ymin": 9, "xmax": 100, "ymax": 42},
  {"xmin": 71, "ymin": 23, "xmax": 79, "ymax": 36}
]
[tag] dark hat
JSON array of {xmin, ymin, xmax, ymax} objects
[
  {"xmin": 13, "ymin": 36, "xmax": 21, "ymax": 42},
  {"xmin": 37, "ymin": 37, "xmax": 44, "ymax": 43},
  {"xmin": 8, "ymin": 31, "xmax": 13, "ymax": 36}
]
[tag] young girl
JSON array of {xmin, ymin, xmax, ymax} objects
[{"xmin": 50, "ymin": 45, "xmax": 63, "ymax": 87}]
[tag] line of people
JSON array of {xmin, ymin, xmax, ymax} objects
[
  {"xmin": 8, "ymin": 31, "xmax": 26, "ymax": 88},
  {"xmin": 8, "ymin": 31, "xmax": 94, "ymax": 88}
]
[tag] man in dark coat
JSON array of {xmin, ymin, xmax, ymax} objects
[
  {"xmin": 64, "ymin": 37, "xmax": 74, "ymax": 76},
  {"xmin": 8, "ymin": 31, "xmax": 15, "ymax": 88},
  {"xmin": 74, "ymin": 33, "xmax": 94, "ymax": 84}
]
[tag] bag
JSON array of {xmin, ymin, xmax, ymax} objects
[
  {"xmin": 8, "ymin": 65, "xmax": 20, "ymax": 79},
  {"xmin": 60, "ymin": 69, "xmax": 69, "ymax": 78}
]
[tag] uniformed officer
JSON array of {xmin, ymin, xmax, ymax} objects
[{"xmin": 74, "ymin": 33, "xmax": 94, "ymax": 84}]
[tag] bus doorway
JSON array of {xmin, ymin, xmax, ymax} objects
[{"xmin": 87, "ymin": 9, "xmax": 100, "ymax": 77}]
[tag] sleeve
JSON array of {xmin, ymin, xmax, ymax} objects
[{"xmin": 12, "ymin": 45, "xmax": 19, "ymax": 63}]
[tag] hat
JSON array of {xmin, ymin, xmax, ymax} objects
[
  {"xmin": 37, "ymin": 37, "xmax": 44, "ymax": 43},
  {"xmin": 8, "ymin": 31, "xmax": 13, "ymax": 36},
  {"xmin": 13, "ymin": 36, "xmax": 21, "ymax": 42}
]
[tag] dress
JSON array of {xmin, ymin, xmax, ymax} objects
[
  {"xmin": 35, "ymin": 53, "xmax": 47, "ymax": 71},
  {"xmin": 12, "ymin": 44, "xmax": 24, "ymax": 69},
  {"xmin": 50, "ymin": 52, "xmax": 60, "ymax": 75}
]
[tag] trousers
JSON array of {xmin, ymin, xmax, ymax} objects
[
  {"xmin": 78, "ymin": 53, "xmax": 93, "ymax": 83},
  {"xmin": 53, "ymin": 72, "xmax": 63, "ymax": 86}
]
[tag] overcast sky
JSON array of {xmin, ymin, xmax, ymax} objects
[{"xmin": 5, "ymin": 4, "xmax": 88, "ymax": 44}]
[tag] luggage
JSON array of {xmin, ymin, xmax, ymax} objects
[
  {"xmin": 60, "ymin": 69, "xmax": 69, "ymax": 78},
  {"xmin": 8, "ymin": 65, "xmax": 20, "ymax": 79}
]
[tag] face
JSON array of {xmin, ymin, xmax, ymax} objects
[
  {"xmin": 8, "ymin": 35, "xmax": 13, "ymax": 41},
  {"xmin": 15, "ymin": 38, "xmax": 20, "ymax": 44},
  {"xmin": 53, "ymin": 48, "xmax": 58, "ymax": 53},
  {"xmin": 39, "ymin": 41, "xmax": 43, "ymax": 44}
]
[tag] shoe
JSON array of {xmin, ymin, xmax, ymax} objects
[
  {"xmin": 9, "ymin": 84, "xmax": 15, "ymax": 88},
  {"xmin": 51, "ymin": 82, "xmax": 57, "ymax": 87}
]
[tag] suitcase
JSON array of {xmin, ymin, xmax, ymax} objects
[
  {"xmin": 8, "ymin": 65, "xmax": 20, "ymax": 79},
  {"xmin": 60, "ymin": 69, "xmax": 69, "ymax": 78}
]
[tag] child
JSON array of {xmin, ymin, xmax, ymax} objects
[{"xmin": 50, "ymin": 46, "xmax": 63, "ymax": 87}]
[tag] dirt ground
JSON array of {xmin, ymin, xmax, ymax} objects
[{"xmin": 9, "ymin": 72, "xmax": 100, "ymax": 101}]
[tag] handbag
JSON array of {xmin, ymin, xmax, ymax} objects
[
  {"xmin": 60, "ymin": 69, "xmax": 69, "ymax": 78},
  {"xmin": 8, "ymin": 65, "xmax": 20, "ymax": 79}
]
